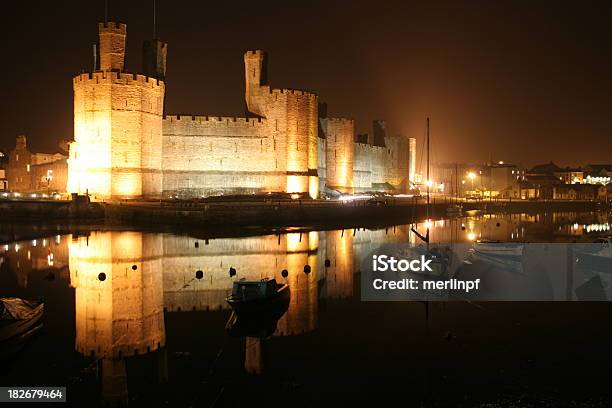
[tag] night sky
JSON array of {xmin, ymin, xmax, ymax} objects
[{"xmin": 1, "ymin": 0, "xmax": 611, "ymax": 167}]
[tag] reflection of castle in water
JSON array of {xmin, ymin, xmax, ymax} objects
[{"xmin": 67, "ymin": 227, "xmax": 410, "ymax": 340}]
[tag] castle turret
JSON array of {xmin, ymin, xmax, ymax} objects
[
  {"xmin": 143, "ymin": 39, "xmax": 168, "ymax": 80},
  {"xmin": 244, "ymin": 50, "xmax": 268, "ymax": 117},
  {"xmin": 16, "ymin": 135, "xmax": 27, "ymax": 149},
  {"xmin": 98, "ymin": 22, "xmax": 126, "ymax": 71},
  {"xmin": 373, "ymin": 120, "xmax": 387, "ymax": 147}
]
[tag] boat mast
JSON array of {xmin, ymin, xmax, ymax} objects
[
  {"xmin": 426, "ymin": 117, "xmax": 430, "ymax": 219},
  {"xmin": 455, "ymin": 162, "xmax": 459, "ymax": 204}
]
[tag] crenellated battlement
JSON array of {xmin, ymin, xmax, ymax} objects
[
  {"xmin": 354, "ymin": 141, "xmax": 387, "ymax": 150},
  {"xmin": 245, "ymin": 49, "xmax": 265, "ymax": 57},
  {"xmin": 98, "ymin": 21, "xmax": 126, "ymax": 33},
  {"xmin": 328, "ymin": 117, "xmax": 354, "ymax": 124},
  {"xmin": 163, "ymin": 114, "xmax": 266, "ymax": 126},
  {"xmin": 73, "ymin": 71, "xmax": 164, "ymax": 88},
  {"xmin": 269, "ymin": 87, "xmax": 317, "ymax": 98}
]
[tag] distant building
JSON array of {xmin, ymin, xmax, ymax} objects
[
  {"xmin": 524, "ymin": 161, "xmax": 566, "ymax": 199},
  {"xmin": 0, "ymin": 150, "xmax": 7, "ymax": 191},
  {"xmin": 488, "ymin": 163, "xmax": 519, "ymax": 198},
  {"xmin": 553, "ymin": 184, "xmax": 601, "ymax": 201},
  {"xmin": 6, "ymin": 135, "xmax": 68, "ymax": 193},
  {"xmin": 599, "ymin": 184, "xmax": 612, "ymax": 202},
  {"xmin": 0, "ymin": 170, "xmax": 6, "ymax": 191},
  {"xmin": 583, "ymin": 164, "xmax": 612, "ymax": 185},
  {"xmin": 555, "ymin": 167, "xmax": 584, "ymax": 184},
  {"xmin": 511, "ymin": 181, "xmax": 540, "ymax": 200}
]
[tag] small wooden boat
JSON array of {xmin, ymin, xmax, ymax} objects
[
  {"xmin": 226, "ymin": 278, "xmax": 290, "ymax": 317},
  {"xmin": 473, "ymin": 240, "xmax": 524, "ymax": 259},
  {"xmin": 0, "ymin": 298, "xmax": 44, "ymax": 343},
  {"xmin": 446, "ymin": 204, "xmax": 463, "ymax": 215}
]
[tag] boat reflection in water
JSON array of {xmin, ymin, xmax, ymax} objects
[{"xmin": 225, "ymin": 288, "xmax": 291, "ymax": 374}]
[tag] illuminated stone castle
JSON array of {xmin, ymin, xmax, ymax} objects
[{"xmin": 68, "ymin": 22, "xmax": 415, "ymax": 200}]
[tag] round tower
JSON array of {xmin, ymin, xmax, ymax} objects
[{"xmin": 68, "ymin": 22, "xmax": 165, "ymax": 199}]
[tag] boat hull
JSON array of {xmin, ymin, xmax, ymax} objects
[
  {"xmin": 226, "ymin": 285, "xmax": 290, "ymax": 318},
  {"xmin": 0, "ymin": 299, "xmax": 44, "ymax": 343}
]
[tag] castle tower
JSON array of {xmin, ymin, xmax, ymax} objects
[
  {"xmin": 323, "ymin": 118, "xmax": 354, "ymax": 192},
  {"xmin": 243, "ymin": 50, "xmax": 319, "ymax": 198},
  {"xmin": 68, "ymin": 22, "xmax": 165, "ymax": 199}
]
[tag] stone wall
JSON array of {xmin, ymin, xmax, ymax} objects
[
  {"xmin": 162, "ymin": 115, "xmax": 283, "ymax": 197},
  {"xmin": 322, "ymin": 118, "xmax": 354, "ymax": 192},
  {"xmin": 353, "ymin": 142, "xmax": 391, "ymax": 191}
]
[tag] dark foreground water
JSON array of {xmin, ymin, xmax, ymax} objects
[{"xmin": 1, "ymin": 210, "xmax": 611, "ymax": 407}]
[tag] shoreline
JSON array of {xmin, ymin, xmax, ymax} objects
[{"xmin": 1, "ymin": 198, "xmax": 607, "ymax": 244}]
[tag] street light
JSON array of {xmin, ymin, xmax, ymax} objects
[{"xmin": 467, "ymin": 172, "xmax": 476, "ymax": 196}]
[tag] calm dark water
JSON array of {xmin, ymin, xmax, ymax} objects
[{"xmin": 1, "ymin": 211, "xmax": 611, "ymax": 407}]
